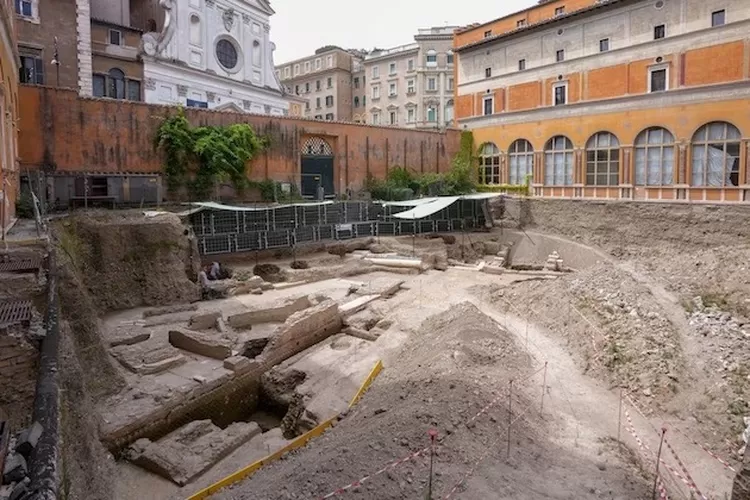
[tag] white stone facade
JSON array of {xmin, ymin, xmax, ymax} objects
[{"xmin": 142, "ymin": 0, "xmax": 288, "ymax": 114}]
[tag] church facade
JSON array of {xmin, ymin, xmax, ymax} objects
[{"xmin": 140, "ymin": 0, "xmax": 289, "ymax": 114}]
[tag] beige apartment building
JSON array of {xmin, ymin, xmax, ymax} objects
[
  {"xmin": 363, "ymin": 26, "xmax": 457, "ymax": 128},
  {"xmin": 275, "ymin": 26, "xmax": 458, "ymax": 127},
  {"xmin": 276, "ymin": 46, "xmax": 359, "ymax": 121}
]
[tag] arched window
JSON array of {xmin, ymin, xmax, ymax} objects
[
  {"xmin": 354, "ymin": 96, "xmax": 360, "ymax": 108},
  {"xmin": 585, "ymin": 132, "xmax": 620, "ymax": 186},
  {"xmin": 108, "ymin": 68, "xmax": 125, "ymax": 99},
  {"xmin": 509, "ymin": 139, "xmax": 533, "ymax": 185},
  {"xmin": 634, "ymin": 127, "xmax": 674, "ymax": 186},
  {"xmin": 544, "ymin": 136, "xmax": 574, "ymax": 186},
  {"xmin": 691, "ymin": 122, "xmax": 741, "ymax": 187},
  {"xmin": 425, "ymin": 49, "xmax": 437, "ymax": 66},
  {"xmin": 478, "ymin": 142, "xmax": 500, "ymax": 184},
  {"xmin": 189, "ymin": 14, "xmax": 201, "ymax": 46}
]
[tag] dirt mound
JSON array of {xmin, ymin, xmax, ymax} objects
[
  {"xmin": 289, "ymin": 260, "xmax": 309, "ymax": 270},
  {"xmin": 482, "ymin": 262, "xmax": 685, "ymax": 403},
  {"xmin": 253, "ymin": 263, "xmax": 285, "ymax": 282},
  {"xmin": 55, "ymin": 211, "xmax": 199, "ymax": 312},
  {"xmin": 216, "ymin": 304, "xmax": 649, "ymax": 499}
]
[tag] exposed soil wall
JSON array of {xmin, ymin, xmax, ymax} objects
[{"xmin": 55, "ymin": 211, "xmax": 200, "ymax": 312}]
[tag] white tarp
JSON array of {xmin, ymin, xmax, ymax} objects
[
  {"xmin": 390, "ymin": 193, "xmax": 502, "ymax": 220},
  {"xmin": 176, "ymin": 200, "xmax": 335, "ymax": 217},
  {"xmin": 392, "ymin": 196, "xmax": 460, "ymax": 220}
]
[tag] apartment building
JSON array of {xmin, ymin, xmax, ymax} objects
[
  {"xmin": 1, "ymin": 0, "xmax": 19, "ymax": 234},
  {"xmin": 454, "ymin": 0, "xmax": 750, "ymax": 202},
  {"xmin": 14, "ymin": 0, "xmax": 79, "ymax": 89},
  {"xmin": 365, "ymin": 26, "xmax": 458, "ymax": 129},
  {"xmin": 364, "ymin": 43, "xmax": 419, "ymax": 127},
  {"xmin": 276, "ymin": 46, "xmax": 358, "ymax": 121}
]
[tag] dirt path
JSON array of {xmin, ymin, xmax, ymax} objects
[{"xmin": 475, "ymin": 276, "xmax": 734, "ymax": 499}]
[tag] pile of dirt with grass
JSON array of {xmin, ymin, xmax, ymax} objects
[
  {"xmin": 215, "ymin": 303, "xmax": 649, "ymax": 500},
  {"xmin": 54, "ymin": 211, "xmax": 200, "ymax": 312}
]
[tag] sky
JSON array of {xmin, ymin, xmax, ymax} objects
[{"xmin": 270, "ymin": 0, "xmax": 534, "ymax": 64}]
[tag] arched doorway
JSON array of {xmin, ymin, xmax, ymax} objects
[{"xmin": 300, "ymin": 137, "xmax": 334, "ymax": 199}]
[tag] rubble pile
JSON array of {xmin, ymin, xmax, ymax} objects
[{"xmin": 1, "ymin": 422, "xmax": 43, "ymax": 500}]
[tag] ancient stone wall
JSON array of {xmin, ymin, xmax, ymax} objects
[{"xmin": 0, "ymin": 328, "xmax": 39, "ymax": 429}]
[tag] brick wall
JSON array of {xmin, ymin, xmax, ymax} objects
[
  {"xmin": 15, "ymin": 0, "xmax": 78, "ymax": 89},
  {"xmin": 0, "ymin": 328, "xmax": 39, "ymax": 429},
  {"xmin": 17, "ymin": 86, "xmax": 461, "ymax": 193},
  {"xmin": 684, "ymin": 41, "xmax": 745, "ymax": 87}
]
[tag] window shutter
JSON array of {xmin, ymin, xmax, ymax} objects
[{"xmin": 34, "ymin": 58, "xmax": 44, "ymax": 84}]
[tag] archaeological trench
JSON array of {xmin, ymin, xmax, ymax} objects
[{"xmin": 2, "ymin": 197, "xmax": 750, "ymax": 500}]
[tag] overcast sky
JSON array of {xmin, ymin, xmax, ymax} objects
[{"xmin": 270, "ymin": 0, "xmax": 534, "ymax": 64}]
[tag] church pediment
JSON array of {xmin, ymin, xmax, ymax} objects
[{"xmin": 215, "ymin": 102, "xmax": 245, "ymax": 113}]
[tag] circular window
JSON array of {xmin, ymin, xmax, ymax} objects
[
  {"xmin": 216, "ymin": 39, "xmax": 238, "ymax": 70},
  {"xmin": 557, "ymin": 28, "xmax": 564, "ymax": 35},
  {"xmin": 655, "ymin": 0, "xmax": 664, "ymax": 8}
]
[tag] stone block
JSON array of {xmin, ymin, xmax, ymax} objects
[
  {"xmin": 111, "ymin": 342, "xmax": 186, "ymax": 375},
  {"xmin": 227, "ymin": 296, "xmax": 311, "ymax": 328},
  {"xmin": 343, "ymin": 326, "xmax": 378, "ymax": 341},
  {"xmin": 127, "ymin": 420, "xmax": 261, "ymax": 486},
  {"xmin": 2, "ymin": 453, "xmax": 27, "ymax": 484},
  {"xmin": 15, "ymin": 422, "xmax": 43, "ymax": 458},
  {"xmin": 340, "ymin": 295, "xmax": 380, "ymax": 318},
  {"xmin": 168, "ymin": 328, "xmax": 232, "ymax": 360},
  {"xmin": 188, "ymin": 310, "xmax": 222, "ymax": 331},
  {"xmin": 264, "ymin": 301, "xmax": 342, "ymax": 363},
  {"xmin": 223, "ymin": 356, "xmax": 251, "ymax": 373},
  {"xmin": 109, "ymin": 332, "xmax": 151, "ymax": 348}
]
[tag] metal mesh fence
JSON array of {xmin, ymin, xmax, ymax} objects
[{"xmin": 189, "ymin": 200, "xmax": 487, "ymax": 256}]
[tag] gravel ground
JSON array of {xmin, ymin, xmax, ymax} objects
[{"xmin": 214, "ymin": 303, "xmax": 650, "ymax": 500}]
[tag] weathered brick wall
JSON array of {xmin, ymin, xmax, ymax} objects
[
  {"xmin": 0, "ymin": 328, "xmax": 39, "ymax": 430},
  {"xmin": 17, "ymin": 86, "xmax": 461, "ymax": 193}
]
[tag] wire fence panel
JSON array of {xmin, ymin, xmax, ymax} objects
[{"xmin": 189, "ymin": 200, "xmax": 490, "ymax": 256}]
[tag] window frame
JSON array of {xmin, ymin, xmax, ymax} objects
[
  {"xmin": 482, "ymin": 96, "xmax": 494, "ymax": 116},
  {"xmin": 711, "ymin": 9, "xmax": 726, "ymax": 27},
  {"xmin": 654, "ymin": 24, "xmax": 666, "ymax": 40},
  {"xmin": 508, "ymin": 139, "xmax": 534, "ymax": 185},
  {"xmin": 427, "ymin": 77, "xmax": 437, "ymax": 91},
  {"xmin": 293, "ymin": 63, "xmax": 300, "ymax": 76},
  {"xmin": 555, "ymin": 49, "xmax": 565, "ymax": 62},
  {"xmin": 325, "ymin": 113, "xmax": 334, "ymax": 121},
  {"xmin": 389, "ymin": 111, "xmax": 397, "ymax": 125},
  {"xmin": 372, "ymin": 65, "xmax": 380, "ymax": 79},
  {"xmin": 544, "ymin": 136, "xmax": 575, "ymax": 186},
  {"xmin": 485, "ymin": 67, "xmax": 492, "ymax": 78},
  {"xmin": 109, "ymin": 29, "xmax": 122, "ymax": 46},
  {"xmin": 634, "ymin": 127, "xmax": 675, "ymax": 186},
  {"xmin": 389, "ymin": 62, "xmax": 396, "ymax": 75},
  {"xmin": 388, "ymin": 82, "xmax": 397, "ymax": 96},
  {"xmin": 19, "ymin": 51, "xmax": 44, "ymax": 85},
  {"xmin": 407, "ymin": 59, "xmax": 415, "ymax": 71},
  {"xmin": 315, "ymin": 58, "xmax": 321, "ymax": 70},
  {"xmin": 484, "ymin": 30, "xmax": 492, "ymax": 38},
  {"xmin": 585, "ymin": 132, "xmax": 620, "ymax": 186},
  {"xmin": 325, "ymin": 95, "xmax": 334, "ymax": 107},
  {"xmin": 599, "ymin": 38, "xmax": 610, "ymax": 52},
  {"xmin": 407, "ymin": 78, "xmax": 416, "ymax": 94},
  {"xmin": 648, "ymin": 65, "xmax": 669, "ymax": 93},
  {"xmin": 327, "ymin": 77, "xmax": 332, "ymax": 88},
  {"xmin": 446, "ymin": 52, "xmax": 454, "ymax": 65},
  {"xmin": 426, "ymin": 50, "xmax": 437, "ymax": 66},
  {"xmin": 518, "ymin": 58, "xmax": 526, "ymax": 71},
  {"xmin": 517, "ymin": 19, "xmax": 527, "ymax": 28},
  {"xmin": 447, "ymin": 77, "xmax": 454, "ymax": 91},
  {"xmin": 553, "ymin": 82, "xmax": 568, "ymax": 106},
  {"xmin": 16, "ymin": 0, "xmax": 33, "ymax": 17},
  {"xmin": 372, "ymin": 85, "xmax": 380, "ymax": 99},
  {"xmin": 690, "ymin": 121, "xmax": 741, "ymax": 187},
  {"xmin": 478, "ymin": 143, "xmax": 501, "ymax": 185},
  {"xmin": 554, "ymin": 6, "xmax": 565, "ymax": 16},
  {"xmin": 407, "ymin": 108, "xmax": 415, "ymax": 123}
]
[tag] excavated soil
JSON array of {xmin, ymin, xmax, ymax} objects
[{"xmin": 215, "ymin": 303, "xmax": 650, "ymax": 499}]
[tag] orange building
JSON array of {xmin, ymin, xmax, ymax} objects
[
  {"xmin": 0, "ymin": 0, "xmax": 19, "ymax": 233},
  {"xmin": 454, "ymin": 0, "xmax": 750, "ymax": 202}
]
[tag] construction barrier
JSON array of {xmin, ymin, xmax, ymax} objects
[{"xmin": 186, "ymin": 359, "xmax": 384, "ymax": 500}]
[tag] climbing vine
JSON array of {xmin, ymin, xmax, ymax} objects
[{"xmin": 154, "ymin": 108, "xmax": 267, "ymax": 199}]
